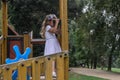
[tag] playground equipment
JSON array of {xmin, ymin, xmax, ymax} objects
[
  {"xmin": 6, "ymin": 45, "xmax": 31, "ymax": 80},
  {"xmin": 0, "ymin": 0, "xmax": 69, "ymax": 80},
  {"xmin": 1, "ymin": 0, "xmax": 68, "ymax": 64},
  {"xmin": 0, "ymin": 51, "xmax": 69, "ymax": 80},
  {"xmin": 6, "ymin": 45, "xmax": 31, "ymax": 64}
]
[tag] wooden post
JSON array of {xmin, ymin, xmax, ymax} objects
[
  {"xmin": 59, "ymin": 1, "xmax": 69, "ymax": 80},
  {"xmin": 59, "ymin": 0, "xmax": 69, "ymax": 51},
  {"xmin": 45, "ymin": 57, "xmax": 52, "ymax": 80},
  {"xmin": 63, "ymin": 0, "xmax": 69, "ymax": 50},
  {"xmin": 56, "ymin": 54, "xmax": 64, "ymax": 80},
  {"xmin": 23, "ymin": 32, "xmax": 32, "ymax": 58},
  {"xmin": 32, "ymin": 60, "xmax": 41, "ymax": 80},
  {"xmin": 1, "ymin": 0, "xmax": 8, "ymax": 64},
  {"xmin": 59, "ymin": 0, "xmax": 65, "ymax": 50},
  {"xmin": 64, "ymin": 53, "xmax": 69, "ymax": 80},
  {"xmin": 24, "ymin": 32, "xmax": 29, "ymax": 50},
  {"xmin": 23, "ymin": 32, "xmax": 30, "ymax": 52},
  {"xmin": 18, "ymin": 63, "xmax": 27, "ymax": 80},
  {"xmin": 3, "ymin": 66, "xmax": 12, "ymax": 80}
]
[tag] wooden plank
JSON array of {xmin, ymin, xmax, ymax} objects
[
  {"xmin": 18, "ymin": 63, "xmax": 27, "ymax": 80},
  {"xmin": 59, "ymin": 0, "xmax": 65, "ymax": 50},
  {"xmin": 3, "ymin": 66, "xmax": 12, "ymax": 80},
  {"xmin": 31, "ymin": 39, "xmax": 45, "ymax": 44},
  {"xmin": 64, "ymin": 53, "xmax": 69, "ymax": 80},
  {"xmin": 63, "ymin": 0, "xmax": 69, "ymax": 50},
  {"xmin": 8, "ymin": 25, "xmax": 19, "ymax": 35},
  {"xmin": 59, "ymin": 0, "xmax": 69, "ymax": 51},
  {"xmin": 45, "ymin": 57, "xmax": 52, "ymax": 80},
  {"xmin": 24, "ymin": 32, "xmax": 30, "ymax": 51},
  {"xmin": 32, "ymin": 60, "xmax": 41, "ymax": 80},
  {"xmin": 56, "ymin": 54, "xmax": 64, "ymax": 80},
  {"xmin": 24, "ymin": 32, "xmax": 32, "ymax": 58},
  {"xmin": 1, "ymin": 0, "xmax": 8, "ymax": 64},
  {"xmin": 7, "ymin": 35, "xmax": 23, "ymax": 38},
  {"xmin": 2, "ymin": 0, "xmax": 8, "ymax": 36}
]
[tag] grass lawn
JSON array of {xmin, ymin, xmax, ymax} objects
[
  {"xmin": 97, "ymin": 68, "xmax": 120, "ymax": 73},
  {"xmin": 112, "ymin": 68, "xmax": 120, "ymax": 73},
  {"xmin": 69, "ymin": 72, "xmax": 108, "ymax": 80}
]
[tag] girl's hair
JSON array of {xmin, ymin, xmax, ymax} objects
[
  {"xmin": 40, "ymin": 18, "xmax": 46, "ymax": 38},
  {"xmin": 40, "ymin": 14, "xmax": 57, "ymax": 38}
]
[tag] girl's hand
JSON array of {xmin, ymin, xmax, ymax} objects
[{"xmin": 55, "ymin": 19, "xmax": 59, "ymax": 24}]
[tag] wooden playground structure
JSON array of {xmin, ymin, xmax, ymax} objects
[
  {"xmin": 0, "ymin": 0, "xmax": 69, "ymax": 80},
  {"xmin": 0, "ymin": 52, "xmax": 69, "ymax": 80}
]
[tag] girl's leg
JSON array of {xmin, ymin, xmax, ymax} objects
[{"xmin": 52, "ymin": 61, "xmax": 56, "ymax": 77}]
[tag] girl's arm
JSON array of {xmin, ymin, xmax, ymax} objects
[{"xmin": 48, "ymin": 19, "xmax": 59, "ymax": 33}]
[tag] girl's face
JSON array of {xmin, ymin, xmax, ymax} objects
[{"xmin": 49, "ymin": 20, "xmax": 54, "ymax": 27}]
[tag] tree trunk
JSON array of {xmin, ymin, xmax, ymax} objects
[
  {"xmin": 86, "ymin": 58, "xmax": 89, "ymax": 68},
  {"xmin": 107, "ymin": 44, "xmax": 115, "ymax": 71},
  {"xmin": 91, "ymin": 59, "xmax": 93, "ymax": 69},
  {"xmin": 107, "ymin": 53, "xmax": 112, "ymax": 71},
  {"xmin": 93, "ymin": 57, "xmax": 97, "ymax": 69}
]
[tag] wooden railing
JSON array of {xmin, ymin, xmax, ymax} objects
[{"xmin": 0, "ymin": 51, "xmax": 69, "ymax": 80}]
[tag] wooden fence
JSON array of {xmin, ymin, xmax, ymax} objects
[{"xmin": 0, "ymin": 51, "xmax": 69, "ymax": 80}]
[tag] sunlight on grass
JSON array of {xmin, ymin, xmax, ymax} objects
[
  {"xmin": 69, "ymin": 72, "xmax": 108, "ymax": 80},
  {"xmin": 112, "ymin": 68, "xmax": 120, "ymax": 73}
]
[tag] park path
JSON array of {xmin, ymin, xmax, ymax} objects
[{"xmin": 71, "ymin": 68, "xmax": 120, "ymax": 80}]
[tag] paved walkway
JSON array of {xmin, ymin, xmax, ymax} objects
[{"xmin": 71, "ymin": 68, "xmax": 120, "ymax": 80}]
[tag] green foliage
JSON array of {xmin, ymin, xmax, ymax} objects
[
  {"xmin": 69, "ymin": 0, "xmax": 120, "ymax": 70},
  {"xmin": 8, "ymin": 0, "xmax": 59, "ymax": 35}
]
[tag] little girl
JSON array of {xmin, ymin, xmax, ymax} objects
[{"xmin": 40, "ymin": 14, "xmax": 62, "ymax": 77}]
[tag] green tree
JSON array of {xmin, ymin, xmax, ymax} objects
[
  {"xmin": 69, "ymin": 0, "xmax": 120, "ymax": 70},
  {"xmin": 93, "ymin": 0, "xmax": 120, "ymax": 71},
  {"xmin": 8, "ymin": 0, "xmax": 59, "ymax": 35}
]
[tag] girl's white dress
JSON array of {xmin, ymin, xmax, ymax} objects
[{"xmin": 44, "ymin": 25, "xmax": 62, "ymax": 56}]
